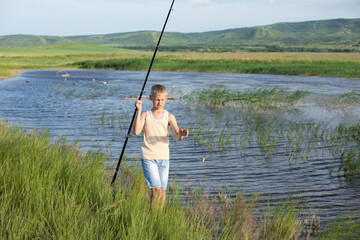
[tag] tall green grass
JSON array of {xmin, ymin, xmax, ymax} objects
[
  {"xmin": 1, "ymin": 120, "xmax": 358, "ymax": 239},
  {"xmin": 0, "ymin": 120, "xmax": 207, "ymax": 239},
  {"xmin": 321, "ymin": 212, "xmax": 360, "ymax": 240},
  {"xmin": 74, "ymin": 57, "xmax": 360, "ymax": 78}
]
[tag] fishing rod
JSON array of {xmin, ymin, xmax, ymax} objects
[{"xmin": 111, "ymin": 0, "xmax": 175, "ymax": 185}]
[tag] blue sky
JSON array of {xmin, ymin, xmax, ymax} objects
[{"xmin": 0, "ymin": 0, "xmax": 359, "ymax": 36}]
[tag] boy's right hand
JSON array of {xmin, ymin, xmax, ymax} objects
[{"xmin": 134, "ymin": 100, "xmax": 143, "ymax": 111}]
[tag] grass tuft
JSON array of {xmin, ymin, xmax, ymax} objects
[{"xmin": 182, "ymin": 86, "xmax": 309, "ymax": 109}]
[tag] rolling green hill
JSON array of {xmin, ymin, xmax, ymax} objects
[
  {"xmin": 0, "ymin": 34, "xmax": 72, "ymax": 47},
  {"xmin": 1, "ymin": 18, "xmax": 359, "ymax": 52}
]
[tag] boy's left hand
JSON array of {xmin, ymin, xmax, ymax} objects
[{"xmin": 180, "ymin": 128, "xmax": 189, "ymax": 137}]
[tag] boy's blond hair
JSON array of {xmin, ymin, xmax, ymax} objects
[{"xmin": 151, "ymin": 84, "xmax": 167, "ymax": 96}]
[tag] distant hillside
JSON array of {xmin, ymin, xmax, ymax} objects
[
  {"xmin": 0, "ymin": 34, "xmax": 72, "ymax": 47},
  {"xmin": 1, "ymin": 18, "xmax": 359, "ymax": 52},
  {"xmin": 65, "ymin": 18, "xmax": 360, "ymax": 52},
  {"xmin": 67, "ymin": 18, "xmax": 360, "ymax": 45}
]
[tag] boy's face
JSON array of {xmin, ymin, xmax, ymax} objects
[{"xmin": 149, "ymin": 93, "xmax": 167, "ymax": 110}]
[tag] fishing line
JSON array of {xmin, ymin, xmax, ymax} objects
[{"xmin": 111, "ymin": 0, "xmax": 175, "ymax": 185}]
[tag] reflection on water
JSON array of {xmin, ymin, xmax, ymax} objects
[{"xmin": 0, "ymin": 70, "xmax": 359, "ymax": 222}]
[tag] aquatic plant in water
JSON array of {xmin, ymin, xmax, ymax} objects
[
  {"xmin": 49, "ymin": 79, "xmax": 122, "ymax": 100},
  {"xmin": 182, "ymin": 86, "xmax": 309, "ymax": 109},
  {"xmin": 337, "ymin": 91, "xmax": 360, "ymax": 106},
  {"xmin": 185, "ymin": 98, "xmax": 360, "ymax": 182}
]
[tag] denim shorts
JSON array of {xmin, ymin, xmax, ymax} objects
[{"xmin": 141, "ymin": 159, "xmax": 169, "ymax": 190}]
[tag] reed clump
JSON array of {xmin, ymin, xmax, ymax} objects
[
  {"xmin": 337, "ymin": 91, "xmax": 360, "ymax": 106},
  {"xmin": 330, "ymin": 121, "xmax": 360, "ymax": 182},
  {"xmin": 182, "ymin": 85, "xmax": 309, "ymax": 109},
  {"xmin": 324, "ymin": 91, "xmax": 360, "ymax": 110},
  {"xmin": 321, "ymin": 212, "xmax": 360, "ymax": 240},
  {"xmin": 184, "ymin": 87, "xmax": 360, "ymax": 182},
  {"xmin": 49, "ymin": 80, "xmax": 122, "ymax": 100},
  {"xmin": 183, "ymin": 190, "xmax": 306, "ymax": 239}
]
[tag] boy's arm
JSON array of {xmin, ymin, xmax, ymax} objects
[
  {"xmin": 133, "ymin": 100, "xmax": 146, "ymax": 135},
  {"xmin": 168, "ymin": 113, "xmax": 189, "ymax": 141}
]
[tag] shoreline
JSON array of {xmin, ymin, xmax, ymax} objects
[
  {"xmin": 1, "ymin": 67, "xmax": 360, "ymax": 81},
  {"xmin": 0, "ymin": 69, "xmax": 25, "ymax": 81},
  {"xmin": 0, "ymin": 68, "xmax": 77, "ymax": 81}
]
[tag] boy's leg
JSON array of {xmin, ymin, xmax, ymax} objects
[
  {"xmin": 150, "ymin": 187, "xmax": 162, "ymax": 203},
  {"xmin": 141, "ymin": 159, "xmax": 161, "ymax": 189},
  {"xmin": 150, "ymin": 188, "xmax": 166, "ymax": 211},
  {"xmin": 141, "ymin": 159, "xmax": 169, "ymax": 210},
  {"xmin": 157, "ymin": 160, "xmax": 169, "ymax": 211},
  {"xmin": 159, "ymin": 189, "xmax": 166, "ymax": 208}
]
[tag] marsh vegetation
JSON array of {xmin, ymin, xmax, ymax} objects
[
  {"xmin": 181, "ymin": 86, "xmax": 360, "ymax": 182},
  {"xmin": 74, "ymin": 57, "xmax": 360, "ymax": 78}
]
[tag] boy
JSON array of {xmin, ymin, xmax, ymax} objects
[{"xmin": 133, "ymin": 84, "xmax": 189, "ymax": 210}]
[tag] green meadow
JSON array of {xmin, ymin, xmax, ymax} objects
[
  {"xmin": 1, "ymin": 120, "xmax": 359, "ymax": 239},
  {"xmin": 0, "ymin": 43, "xmax": 147, "ymax": 79},
  {"xmin": 1, "ymin": 43, "xmax": 360, "ymax": 79},
  {"xmin": 74, "ymin": 56, "xmax": 360, "ymax": 78},
  {"xmin": 0, "ymin": 43, "xmax": 142, "ymax": 56}
]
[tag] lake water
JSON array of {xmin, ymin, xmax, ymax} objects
[{"xmin": 1, "ymin": 70, "xmax": 359, "ymax": 222}]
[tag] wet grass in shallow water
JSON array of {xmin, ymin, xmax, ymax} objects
[
  {"xmin": 337, "ymin": 91, "xmax": 360, "ymax": 106},
  {"xmin": 49, "ymin": 79, "xmax": 122, "ymax": 100},
  {"xmin": 182, "ymin": 85, "xmax": 309, "ymax": 109},
  {"xmin": 183, "ymin": 86, "xmax": 360, "ymax": 182}
]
